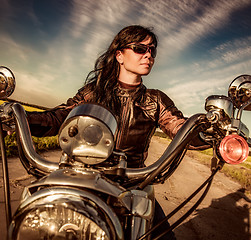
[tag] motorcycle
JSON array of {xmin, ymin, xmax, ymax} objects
[{"xmin": 0, "ymin": 66, "xmax": 250, "ymax": 240}]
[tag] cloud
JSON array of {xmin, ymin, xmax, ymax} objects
[
  {"xmin": 139, "ymin": 0, "xmax": 251, "ymax": 56},
  {"xmin": 181, "ymin": 35, "xmax": 251, "ymax": 76},
  {"xmin": 69, "ymin": 0, "xmax": 131, "ymax": 38},
  {"xmin": 0, "ymin": 34, "xmax": 29, "ymax": 63},
  {"xmin": 159, "ymin": 54, "xmax": 251, "ymax": 115},
  {"xmin": 210, "ymin": 36, "xmax": 251, "ymax": 64},
  {"xmin": 162, "ymin": 75, "xmax": 229, "ymax": 115},
  {"xmin": 11, "ymin": 69, "xmax": 61, "ymax": 107},
  {"xmin": 0, "ymin": 0, "xmax": 250, "ymax": 125}
]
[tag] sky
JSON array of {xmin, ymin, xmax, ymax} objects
[{"xmin": 0, "ymin": 0, "xmax": 250, "ymax": 131}]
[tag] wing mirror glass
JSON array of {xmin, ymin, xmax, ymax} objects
[{"xmin": 0, "ymin": 66, "xmax": 15, "ymax": 99}]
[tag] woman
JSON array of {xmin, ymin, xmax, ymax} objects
[
  {"xmin": 28, "ymin": 25, "xmax": 189, "ymax": 168},
  {"xmin": 27, "ymin": 25, "xmax": 202, "ymax": 239}
]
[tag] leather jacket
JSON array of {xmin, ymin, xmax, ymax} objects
[{"xmin": 27, "ymin": 82, "xmax": 199, "ymax": 168}]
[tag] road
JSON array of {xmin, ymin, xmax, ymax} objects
[{"xmin": 0, "ymin": 136, "xmax": 250, "ymax": 239}]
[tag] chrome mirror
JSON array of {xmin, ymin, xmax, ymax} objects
[
  {"xmin": 205, "ymin": 95, "xmax": 233, "ymax": 121},
  {"xmin": 0, "ymin": 66, "xmax": 15, "ymax": 99},
  {"xmin": 228, "ymin": 75, "xmax": 251, "ymax": 111}
]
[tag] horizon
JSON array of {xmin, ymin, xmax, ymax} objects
[{"xmin": 0, "ymin": 0, "xmax": 250, "ymax": 130}]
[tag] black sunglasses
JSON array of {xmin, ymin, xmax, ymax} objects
[{"xmin": 123, "ymin": 43, "xmax": 157, "ymax": 58}]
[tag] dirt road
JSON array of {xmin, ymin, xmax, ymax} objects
[
  {"xmin": 147, "ymin": 137, "xmax": 250, "ymax": 240},
  {"xmin": 0, "ymin": 136, "xmax": 250, "ymax": 239}
]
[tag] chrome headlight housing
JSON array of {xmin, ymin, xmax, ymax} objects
[
  {"xmin": 13, "ymin": 203, "xmax": 108, "ymax": 240},
  {"xmin": 9, "ymin": 188, "xmax": 120, "ymax": 240},
  {"xmin": 58, "ymin": 104, "xmax": 117, "ymax": 165}
]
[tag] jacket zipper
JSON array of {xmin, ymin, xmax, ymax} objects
[{"xmin": 116, "ymin": 96, "xmax": 130, "ymax": 149}]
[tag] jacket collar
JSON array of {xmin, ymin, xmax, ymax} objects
[{"xmin": 115, "ymin": 80, "xmax": 146, "ymax": 102}]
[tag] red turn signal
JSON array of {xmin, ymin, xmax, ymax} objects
[{"xmin": 219, "ymin": 135, "xmax": 249, "ymax": 164}]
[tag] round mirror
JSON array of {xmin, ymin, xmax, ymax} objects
[
  {"xmin": 0, "ymin": 66, "xmax": 15, "ymax": 98},
  {"xmin": 228, "ymin": 75, "xmax": 251, "ymax": 111}
]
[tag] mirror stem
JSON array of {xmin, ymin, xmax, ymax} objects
[{"xmin": 236, "ymin": 99, "xmax": 251, "ymax": 120}]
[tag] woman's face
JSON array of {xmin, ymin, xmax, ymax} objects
[{"xmin": 116, "ymin": 36, "xmax": 156, "ymax": 81}]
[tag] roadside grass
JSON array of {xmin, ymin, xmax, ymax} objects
[
  {"xmin": 154, "ymin": 131, "xmax": 251, "ymax": 191},
  {"xmin": 187, "ymin": 149, "xmax": 251, "ymax": 191},
  {"xmin": 4, "ymin": 133, "xmax": 59, "ymax": 157},
  {"xmin": 0, "ymin": 100, "xmax": 47, "ymax": 112}
]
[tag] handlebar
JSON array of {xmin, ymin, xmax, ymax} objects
[
  {"xmin": 11, "ymin": 103, "xmax": 58, "ymax": 177},
  {"xmin": 2, "ymin": 102, "xmax": 211, "ymax": 181},
  {"xmin": 125, "ymin": 114, "xmax": 210, "ymax": 184}
]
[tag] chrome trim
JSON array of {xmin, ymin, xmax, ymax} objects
[
  {"xmin": 205, "ymin": 95, "xmax": 233, "ymax": 120},
  {"xmin": 59, "ymin": 116, "xmax": 115, "ymax": 165},
  {"xmin": 124, "ymin": 114, "xmax": 205, "ymax": 179},
  {"xmin": 228, "ymin": 74, "xmax": 251, "ymax": 110},
  {"xmin": 129, "ymin": 186, "xmax": 154, "ymax": 240},
  {"xmin": 0, "ymin": 66, "xmax": 15, "ymax": 98},
  {"xmin": 10, "ymin": 187, "xmax": 124, "ymax": 240},
  {"xmin": 24, "ymin": 169, "xmax": 155, "ymax": 221},
  {"xmin": 131, "ymin": 217, "xmax": 151, "ymax": 240},
  {"xmin": 61, "ymin": 104, "xmax": 117, "ymax": 135},
  {"xmin": 25, "ymin": 168, "xmax": 126, "ymax": 198},
  {"xmin": 11, "ymin": 103, "xmax": 58, "ymax": 175}
]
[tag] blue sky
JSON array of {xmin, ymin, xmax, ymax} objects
[{"xmin": 0, "ymin": 0, "xmax": 250, "ymax": 130}]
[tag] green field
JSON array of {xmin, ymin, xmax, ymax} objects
[{"xmin": 0, "ymin": 100, "xmax": 45, "ymax": 112}]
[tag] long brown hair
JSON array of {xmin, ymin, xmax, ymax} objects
[{"xmin": 85, "ymin": 25, "xmax": 158, "ymax": 115}]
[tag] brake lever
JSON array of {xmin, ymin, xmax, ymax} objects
[
  {"xmin": 247, "ymin": 137, "xmax": 251, "ymax": 147},
  {"xmin": 0, "ymin": 102, "xmax": 16, "ymax": 133}
]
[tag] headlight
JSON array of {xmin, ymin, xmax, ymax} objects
[
  {"xmin": 10, "ymin": 194, "xmax": 111, "ymax": 240},
  {"xmin": 16, "ymin": 205, "xmax": 108, "ymax": 240}
]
